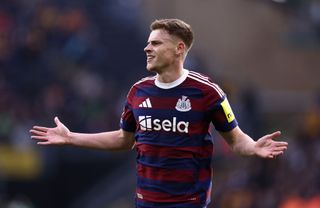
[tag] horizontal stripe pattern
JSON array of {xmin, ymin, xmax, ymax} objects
[
  {"xmin": 138, "ymin": 156, "xmax": 212, "ymax": 170},
  {"xmin": 133, "ymin": 108, "xmax": 205, "ymax": 122},
  {"xmin": 136, "ymin": 198, "xmax": 204, "ymax": 208},
  {"xmin": 137, "ymin": 177, "xmax": 195, "ymax": 195},
  {"xmin": 137, "ymin": 176, "xmax": 212, "ymax": 196},
  {"xmin": 137, "ymin": 164, "xmax": 212, "ymax": 182},
  {"xmin": 135, "ymin": 86, "xmax": 204, "ymax": 98},
  {"xmin": 119, "ymin": 70, "xmax": 238, "ymax": 206},
  {"xmin": 136, "ymin": 143, "xmax": 213, "ymax": 159},
  {"xmin": 136, "ymin": 187, "xmax": 200, "ymax": 203},
  {"xmin": 134, "ymin": 132, "xmax": 213, "ymax": 147},
  {"xmin": 137, "ymin": 164, "xmax": 195, "ymax": 183},
  {"xmin": 133, "ymin": 96, "xmax": 206, "ymax": 111}
]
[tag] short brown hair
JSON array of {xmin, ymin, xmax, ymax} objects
[{"xmin": 150, "ymin": 19, "xmax": 194, "ymax": 50}]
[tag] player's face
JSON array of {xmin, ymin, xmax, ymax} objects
[{"xmin": 144, "ymin": 29, "xmax": 179, "ymax": 73}]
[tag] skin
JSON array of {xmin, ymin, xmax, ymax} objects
[
  {"xmin": 144, "ymin": 29, "xmax": 186, "ymax": 83},
  {"xmin": 30, "ymin": 29, "xmax": 288, "ymax": 158}
]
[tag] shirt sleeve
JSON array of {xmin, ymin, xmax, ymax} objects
[
  {"xmin": 210, "ymin": 95, "xmax": 238, "ymax": 132},
  {"xmin": 120, "ymin": 88, "xmax": 137, "ymax": 132}
]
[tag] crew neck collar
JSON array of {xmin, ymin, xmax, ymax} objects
[{"xmin": 155, "ymin": 69, "xmax": 189, "ymax": 89}]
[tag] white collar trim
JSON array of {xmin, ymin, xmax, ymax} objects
[{"xmin": 155, "ymin": 69, "xmax": 189, "ymax": 89}]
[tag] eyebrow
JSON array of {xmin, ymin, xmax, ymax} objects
[{"xmin": 146, "ymin": 40, "xmax": 162, "ymax": 44}]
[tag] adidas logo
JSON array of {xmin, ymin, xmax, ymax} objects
[
  {"xmin": 138, "ymin": 116, "xmax": 189, "ymax": 133},
  {"xmin": 139, "ymin": 98, "xmax": 152, "ymax": 108}
]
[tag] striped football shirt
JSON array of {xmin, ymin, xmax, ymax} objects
[{"xmin": 120, "ymin": 69, "xmax": 238, "ymax": 208}]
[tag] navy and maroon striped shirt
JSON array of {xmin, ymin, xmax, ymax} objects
[{"xmin": 120, "ymin": 69, "xmax": 238, "ymax": 208}]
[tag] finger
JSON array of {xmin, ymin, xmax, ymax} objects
[
  {"xmin": 274, "ymin": 141, "xmax": 288, "ymax": 147},
  {"xmin": 37, "ymin": 141, "xmax": 52, "ymax": 145},
  {"xmin": 30, "ymin": 129, "xmax": 47, "ymax": 136},
  {"xmin": 54, "ymin": 116, "xmax": 60, "ymax": 126},
  {"xmin": 32, "ymin": 126, "xmax": 49, "ymax": 132},
  {"xmin": 268, "ymin": 131, "xmax": 281, "ymax": 139},
  {"xmin": 272, "ymin": 151, "xmax": 285, "ymax": 157},
  {"xmin": 273, "ymin": 146, "xmax": 287, "ymax": 152},
  {"xmin": 267, "ymin": 154, "xmax": 275, "ymax": 159},
  {"xmin": 31, "ymin": 135, "xmax": 48, "ymax": 141},
  {"xmin": 267, "ymin": 148, "xmax": 285, "ymax": 158},
  {"xmin": 267, "ymin": 152, "xmax": 282, "ymax": 159}
]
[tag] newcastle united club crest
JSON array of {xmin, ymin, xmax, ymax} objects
[{"xmin": 175, "ymin": 96, "xmax": 192, "ymax": 112}]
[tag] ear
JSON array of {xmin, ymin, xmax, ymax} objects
[{"xmin": 176, "ymin": 42, "xmax": 186, "ymax": 56}]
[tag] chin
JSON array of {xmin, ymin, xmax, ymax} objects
[{"xmin": 146, "ymin": 65, "xmax": 156, "ymax": 72}]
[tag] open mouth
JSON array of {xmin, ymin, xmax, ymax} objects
[{"xmin": 147, "ymin": 55, "xmax": 155, "ymax": 62}]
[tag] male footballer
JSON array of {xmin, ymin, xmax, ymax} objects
[{"xmin": 30, "ymin": 19, "xmax": 288, "ymax": 208}]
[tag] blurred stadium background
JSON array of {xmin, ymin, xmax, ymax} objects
[{"xmin": 0, "ymin": 0, "xmax": 320, "ymax": 207}]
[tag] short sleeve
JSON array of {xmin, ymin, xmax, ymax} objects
[
  {"xmin": 210, "ymin": 96, "xmax": 238, "ymax": 132},
  {"xmin": 120, "ymin": 89, "xmax": 137, "ymax": 132}
]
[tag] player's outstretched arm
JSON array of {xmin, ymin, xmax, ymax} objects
[
  {"xmin": 220, "ymin": 127, "xmax": 288, "ymax": 159},
  {"xmin": 30, "ymin": 117, "xmax": 135, "ymax": 151}
]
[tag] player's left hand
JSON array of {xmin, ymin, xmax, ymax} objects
[{"xmin": 254, "ymin": 131, "xmax": 288, "ymax": 159}]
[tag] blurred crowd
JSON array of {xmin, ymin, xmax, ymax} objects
[
  {"xmin": 276, "ymin": 0, "xmax": 320, "ymax": 46},
  {"xmin": 211, "ymin": 90, "xmax": 320, "ymax": 208},
  {"xmin": 213, "ymin": 1, "xmax": 320, "ymax": 205},
  {"xmin": 0, "ymin": 0, "xmax": 320, "ymax": 208},
  {"xmin": 0, "ymin": 0, "xmax": 146, "ymax": 148},
  {"xmin": 0, "ymin": 0, "xmax": 146, "ymax": 207}
]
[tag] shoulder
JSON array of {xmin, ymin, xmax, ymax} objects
[
  {"xmin": 126, "ymin": 75, "xmax": 156, "ymax": 97},
  {"xmin": 132, "ymin": 75, "xmax": 156, "ymax": 88},
  {"xmin": 186, "ymin": 70, "xmax": 225, "ymax": 98}
]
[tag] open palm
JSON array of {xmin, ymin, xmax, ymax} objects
[
  {"xmin": 255, "ymin": 131, "xmax": 288, "ymax": 159},
  {"xmin": 30, "ymin": 117, "xmax": 71, "ymax": 145}
]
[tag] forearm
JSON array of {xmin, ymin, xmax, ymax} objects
[
  {"xmin": 230, "ymin": 132, "xmax": 256, "ymax": 156},
  {"xmin": 68, "ymin": 130, "xmax": 134, "ymax": 151},
  {"xmin": 220, "ymin": 127, "xmax": 257, "ymax": 156}
]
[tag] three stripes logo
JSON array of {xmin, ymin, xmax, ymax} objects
[
  {"xmin": 139, "ymin": 98, "xmax": 152, "ymax": 108},
  {"xmin": 138, "ymin": 115, "xmax": 189, "ymax": 133},
  {"xmin": 137, "ymin": 98, "xmax": 189, "ymax": 133}
]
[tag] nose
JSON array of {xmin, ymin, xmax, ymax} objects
[{"xmin": 144, "ymin": 44, "xmax": 151, "ymax": 53}]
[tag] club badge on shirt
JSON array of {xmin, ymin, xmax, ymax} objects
[{"xmin": 175, "ymin": 96, "xmax": 192, "ymax": 112}]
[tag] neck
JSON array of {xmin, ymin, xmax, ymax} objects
[{"xmin": 156, "ymin": 64, "xmax": 184, "ymax": 83}]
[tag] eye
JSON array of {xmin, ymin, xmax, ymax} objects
[{"xmin": 150, "ymin": 41, "xmax": 161, "ymax": 46}]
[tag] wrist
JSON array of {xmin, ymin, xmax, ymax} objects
[
  {"xmin": 252, "ymin": 141, "xmax": 258, "ymax": 156},
  {"xmin": 66, "ymin": 131, "xmax": 74, "ymax": 145}
]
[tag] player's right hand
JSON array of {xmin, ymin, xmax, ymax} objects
[{"xmin": 30, "ymin": 116, "xmax": 71, "ymax": 145}]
